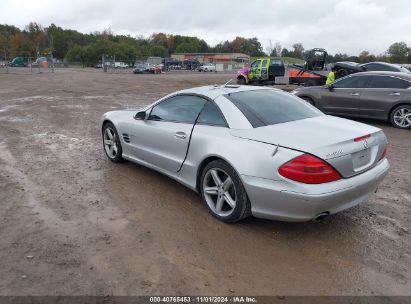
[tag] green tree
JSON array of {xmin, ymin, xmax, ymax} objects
[
  {"xmin": 292, "ymin": 43, "xmax": 304, "ymax": 58},
  {"xmin": 0, "ymin": 32, "xmax": 8, "ymax": 60},
  {"xmin": 388, "ymin": 42, "xmax": 410, "ymax": 63},
  {"xmin": 66, "ymin": 45, "xmax": 88, "ymax": 66},
  {"xmin": 149, "ymin": 45, "xmax": 168, "ymax": 57},
  {"xmin": 281, "ymin": 48, "xmax": 290, "ymax": 57},
  {"xmin": 175, "ymin": 42, "xmax": 199, "ymax": 53}
]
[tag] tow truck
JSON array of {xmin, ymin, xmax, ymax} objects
[
  {"xmin": 236, "ymin": 57, "xmax": 285, "ymax": 85},
  {"xmin": 288, "ymin": 48, "xmax": 329, "ymax": 86}
]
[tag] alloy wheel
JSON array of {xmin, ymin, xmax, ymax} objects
[
  {"xmin": 393, "ymin": 107, "xmax": 411, "ymax": 128},
  {"xmin": 202, "ymin": 168, "xmax": 236, "ymax": 217},
  {"xmin": 103, "ymin": 127, "xmax": 118, "ymax": 158}
]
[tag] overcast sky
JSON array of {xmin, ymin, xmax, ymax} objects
[{"xmin": 1, "ymin": 0, "xmax": 410, "ymax": 55}]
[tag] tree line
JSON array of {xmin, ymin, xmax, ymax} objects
[{"xmin": 1, "ymin": 22, "xmax": 410, "ymax": 66}]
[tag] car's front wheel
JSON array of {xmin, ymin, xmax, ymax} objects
[
  {"xmin": 237, "ymin": 77, "xmax": 246, "ymax": 85},
  {"xmin": 200, "ymin": 160, "xmax": 251, "ymax": 223},
  {"xmin": 102, "ymin": 122, "xmax": 123, "ymax": 162},
  {"xmin": 390, "ymin": 105, "xmax": 411, "ymax": 129}
]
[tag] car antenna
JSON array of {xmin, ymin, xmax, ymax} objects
[{"xmin": 223, "ymin": 79, "xmax": 233, "ymax": 87}]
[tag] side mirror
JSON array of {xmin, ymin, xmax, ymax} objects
[{"xmin": 134, "ymin": 110, "xmax": 147, "ymax": 120}]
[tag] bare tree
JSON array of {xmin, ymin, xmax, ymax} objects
[
  {"xmin": 266, "ymin": 40, "xmax": 274, "ymax": 56},
  {"xmin": 275, "ymin": 42, "xmax": 282, "ymax": 57}
]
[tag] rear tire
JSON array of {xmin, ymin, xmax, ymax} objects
[
  {"xmin": 390, "ymin": 105, "xmax": 411, "ymax": 129},
  {"xmin": 200, "ymin": 160, "xmax": 251, "ymax": 223}
]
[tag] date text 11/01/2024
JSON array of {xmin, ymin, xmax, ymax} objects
[{"xmin": 149, "ymin": 296, "xmax": 258, "ymax": 303}]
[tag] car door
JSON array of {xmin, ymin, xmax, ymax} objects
[
  {"xmin": 268, "ymin": 59, "xmax": 285, "ymax": 77},
  {"xmin": 128, "ymin": 95, "xmax": 207, "ymax": 172},
  {"xmin": 358, "ymin": 75, "xmax": 411, "ymax": 120},
  {"xmin": 317, "ymin": 75, "xmax": 368, "ymax": 116},
  {"xmin": 249, "ymin": 60, "xmax": 262, "ymax": 81},
  {"xmin": 260, "ymin": 59, "xmax": 268, "ymax": 80}
]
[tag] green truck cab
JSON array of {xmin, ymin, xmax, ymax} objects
[
  {"xmin": 10, "ymin": 57, "xmax": 28, "ymax": 67},
  {"xmin": 237, "ymin": 57, "xmax": 285, "ymax": 85}
]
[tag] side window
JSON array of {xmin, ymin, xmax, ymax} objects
[
  {"xmin": 261, "ymin": 59, "xmax": 268, "ymax": 68},
  {"xmin": 367, "ymin": 76, "xmax": 411, "ymax": 89},
  {"xmin": 333, "ymin": 76, "xmax": 368, "ymax": 88},
  {"xmin": 250, "ymin": 60, "xmax": 260, "ymax": 68},
  {"xmin": 149, "ymin": 95, "xmax": 207, "ymax": 123},
  {"xmin": 363, "ymin": 64, "xmax": 380, "ymax": 71},
  {"xmin": 270, "ymin": 59, "xmax": 283, "ymax": 66},
  {"xmin": 197, "ymin": 102, "xmax": 226, "ymax": 126},
  {"xmin": 365, "ymin": 63, "xmax": 397, "ymax": 72}
]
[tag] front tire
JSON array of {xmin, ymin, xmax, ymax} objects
[
  {"xmin": 237, "ymin": 77, "xmax": 246, "ymax": 85},
  {"xmin": 200, "ymin": 160, "xmax": 251, "ymax": 223},
  {"xmin": 102, "ymin": 122, "xmax": 124, "ymax": 162},
  {"xmin": 390, "ymin": 105, "xmax": 411, "ymax": 129}
]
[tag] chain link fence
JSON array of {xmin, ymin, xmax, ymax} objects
[
  {"xmin": 99, "ymin": 55, "xmax": 248, "ymax": 74},
  {"xmin": 0, "ymin": 55, "xmax": 56, "ymax": 74}
]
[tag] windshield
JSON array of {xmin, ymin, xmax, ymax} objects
[{"xmin": 225, "ymin": 90, "xmax": 322, "ymax": 128}]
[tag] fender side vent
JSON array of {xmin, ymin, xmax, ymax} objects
[{"xmin": 122, "ymin": 133, "xmax": 130, "ymax": 143}]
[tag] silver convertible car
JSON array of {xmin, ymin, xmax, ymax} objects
[{"xmin": 100, "ymin": 85, "xmax": 389, "ymax": 222}]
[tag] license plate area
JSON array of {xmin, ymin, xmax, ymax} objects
[{"xmin": 352, "ymin": 148, "xmax": 372, "ymax": 171}]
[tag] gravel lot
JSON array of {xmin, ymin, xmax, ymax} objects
[{"xmin": 0, "ymin": 68, "xmax": 410, "ymax": 296}]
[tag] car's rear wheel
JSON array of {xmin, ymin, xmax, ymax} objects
[
  {"xmin": 200, "ymin": 160, "xmax": 251, "ymax": 223},
  {"xmin": 103, "ymin": 122, "xmax": 123, "ymax": 162},
  {"xmin": 390, "ymin": 105, "xmax": 411, "ymax": 129}
]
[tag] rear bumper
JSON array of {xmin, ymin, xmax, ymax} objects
[{"xmin": 242, "ymin": 159, "xmax": 389, "ymax": 222}]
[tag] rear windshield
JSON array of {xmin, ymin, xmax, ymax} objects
[{"xmin": 226, "ymin": 90, "xmax": 322, "ymax": 127}]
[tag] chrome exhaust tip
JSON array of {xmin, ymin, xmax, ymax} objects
[{"xmin": 313, "ymin": 212, "xmax": 330, "ymax": 222}]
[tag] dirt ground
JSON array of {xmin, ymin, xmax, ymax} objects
[{"xmin": 0, "ymin": 68, "xmax": 410, "ymax": 296}]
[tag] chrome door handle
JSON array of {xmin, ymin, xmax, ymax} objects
[
  {"xmin": 390, "ymin": 92, "xmax": 401, "ymax": 96},
  {"xmin": 174, "ymin": 131, "xmax": 187, "ymax": 139},
  {"xmin": 350, "ymin": 92, "xmax": 359, "ymax": 96}
]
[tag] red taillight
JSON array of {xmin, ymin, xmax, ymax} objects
[
  {"xmin": 379, "ymin": 146, "xmax": 387, "ymax": 160},
  {"xmin": 354, "ymin": 134, "xmax": 371, "ymax": 142},
  {"xmin": 278, "ymin": 154, "xmax": 342, "ymax": 184}
]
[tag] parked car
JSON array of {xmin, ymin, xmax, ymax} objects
[
  {"xmin": 114, "ymin": 62, "xmax": 129, "ymax": 68},
  {"xmin": 182, "ymin": 59, "xmax": 200, "ymax": 70},
  {"xmin": 133, "ymin": 63, "xmax": 147, "ymax": 74},
  {"xmin": 198, "ymin": 63, "xmax": 216, "ymax": 72},
  {"xmin": 9, "ymin": 57, "xmax": 27, "ymax": 67},
  {"xmin": 334, "ymin": 61, "xmax": 410, "ymax": 78},
  {"xmin": 100, "ymin": 85, "xmax": 389, "ymax": 223},
  {"xmin": 133, "ymin": 63, "xmax": 161, "ymax": 74},
  {"xmin": 30, "ymin": 57, "xmax": 48, "ymax": 68},
  {"xmin": 163, "ymin": 58, "xmax": 182, "ymax": 71},
  {"xmin": 291, "ymin": 71, "xmax": 411, "ymax": 129}
]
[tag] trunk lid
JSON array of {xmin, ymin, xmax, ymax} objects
[{"xmin": 230, "ymin": 115, "xmax": 387, "ymax": 178}]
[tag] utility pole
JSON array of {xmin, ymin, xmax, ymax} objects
[
  {"xmin": 45, "ymin": 27, "xmax": 54, "ymax": 73},
  {"xmin": 103, "ymin": 54, "xmax": 107, "ymax": 72},
  {"xmin": 3, "ymin": 47, "xmax": 8, "ymax": 74},
  {"xmin": 49, "ymin": 33, "xmax": 54, "ymax": 73}
]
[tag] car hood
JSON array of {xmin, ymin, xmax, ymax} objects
[{"xmin": 230, "ymin": 115, "xmax": 386, "ymax": 177}]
